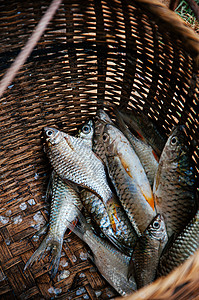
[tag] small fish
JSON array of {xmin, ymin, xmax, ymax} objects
[
  {"xmin": 68, "ymin": 212, "xmax": 137, "ymax": 296},
  {"xmin": 157, "ymin": 208, "xmax": 199, "ymax": 277},
  {"xmin": 102, "ymin": 124, "xmax": 155, "ymax": 234},
  {"xmin": 93, "ymin": 109, "xmax": 114, "ymax": 164},
  {"xmin": 114, "ymin": 108, "xmax": 166, "ymax": 157},
  {"xmin": 115, "ymin": 109, "xmax": 159, "ymax": 188},
  {"xmin": 44, "ymin": 127, "xmax": 120, "ymax": 232},
  {"xmin": 128, "ymin": 214, "xmax": 168, "ymax": 288},
  {"xmin": 153, "ymin": 125, "xmax": 197, "ymax": 238},
  {"xmin": 24, "ymin": 172, "xmax": 82, "ymax": 278},
  {"xmin": 80, "ymin": 189, "xmax": 137, "ymax": 253}
]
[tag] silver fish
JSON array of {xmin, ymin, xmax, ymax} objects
[
  {"xmin": 102, "ymin": 124, "xmax": 155, "ymax": 234},
  {"xmin": 68, "ymin": 212, "xmax": 137, "ymax": 296},
  {"xmin": 153, "ymin": 125, "xmax": 197, "ymax": 238},
  {"xmin": 24, "ymin": 172, "xmax": 82, "ymax": 278},
  {"xmin": 157, "ymin": 208, "xmax": 199, "ymax": 277},
  {"xmin": 129, "ymin": 214, "xmax": 168, "ymax": 288}
]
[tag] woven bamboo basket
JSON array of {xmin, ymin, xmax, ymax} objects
[{"xmin": 0, "ymin": 0, "xmax": 198, "ymax": 299}]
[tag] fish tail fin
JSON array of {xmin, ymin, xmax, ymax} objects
[{"xmin": 24, "ymin": 232, "xmax": 63, "ymax": 279}]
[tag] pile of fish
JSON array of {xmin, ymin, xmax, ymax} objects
[{"xmin": 25, "ymin": 108, "xmax": 199, "ymax": 296}]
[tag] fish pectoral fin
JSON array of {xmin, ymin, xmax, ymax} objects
[
  {"xmin": 106, "ymin": 198, "xmax": 121, "ymax": 233},
  {"xmin": 67, "ymin": 217, "xmax": 79, "ymax": 235}
]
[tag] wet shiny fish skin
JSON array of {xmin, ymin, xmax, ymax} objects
[
  {"xmin": 115, "ymin": 110, "xmax": 159, "ymax": 188},
  {"xmin": 153, "ymin": 125, "xmax": 197, "ymax": 238},
  {"xmin": 24, "ymin": 172, "xmax": 82, "ymax": 278},
  {"xmin": 102, "ymin": 124, "xmax": 155, "ymax": 234},
  {"xmin": 80, "ymin": 189, "xmax": 137, "ymax": 253},
  {"xmin": 93, "ymin": 109, "xmax": 114, "ymax": 164},
  {"xmin": 129, "ymin": 214, "xmax": 168, "ymax": 288},
  {"xmin": 157, "ymin": 208, "xmax": 199, "ymax": 277},
  {"xmin": 68, "ymin": 213, "xmax": 137, "ymax": 296},
  {"xmin": 78, "ymin": 119, "xmax": 138, "ymax": 251},
  {"xmin": 44, "ymin": 126, "xmax": 113, "ymax": 204},
  {"xmin": 115, "ymin": 109, "xmax": 166, "ymax": 157}
]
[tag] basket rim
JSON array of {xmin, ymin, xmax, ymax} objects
[{"xmin": 133, "ymin": 0, "xmax": 199, "ymax": 59}]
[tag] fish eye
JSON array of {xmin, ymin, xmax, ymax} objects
[
  {"xmin": 102, "ymin": 133, "xmax": 109, "ymax": 142},
  {"xmin": 171, "ymin": 136, "xmax": 177, "ymax": 145},
  {"xmin": 153, "ymin": 221, "xmax": 160, "ymax": 229},
  {"xmin": 82, "ymin": 124, "xmax": 91, "ymax": 134},
  {"xmin": 47, "ymin": 130, "xmax": 53, "ymax": 136}
]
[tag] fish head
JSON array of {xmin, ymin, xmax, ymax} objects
[
  {"xmin": 148, "ymin": 214, "xmax": 167, "ymax": 242},
  {"xmin": 78, "ymin": 120, "xmax": 94, "ymax": 141},
  {"xmin": 44, "ymin": 127, "xmax": 63, "ymax": 145},
  {"xmin": 102, "ymin": 124, "xmax": 124, "ymax": 157},
  {"xmin": 164, "ymin": 125, "xmax": 189, "ymax": 161}
]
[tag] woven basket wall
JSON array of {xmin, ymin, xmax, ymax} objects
[{"xmin": 0, "ymin": 0, "xmax": 198, "ymax": 299}]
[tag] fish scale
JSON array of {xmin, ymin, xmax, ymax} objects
[
  {"xmin": 80, "ymin": 189, "xmax": 137, "ymax": 253},
  {"xmin": 153, "ymin": 125, "xmax": 197, "ymax": 238},
  {"xmin": 44, "ymin": 128, "xmax": 113, "ymax": 202},
  {"xmin": 157, "ymin": 208, "xmax": 199, "ymax": 277},
  {"xmin": 129, "ymin": 214, "xmax": 168, "ymax": 288}
]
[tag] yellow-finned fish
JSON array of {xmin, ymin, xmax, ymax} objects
[
  {"xmin": 153, "ymin": 125, "xmax": 197, "ymax": 238},
  {"xmin": 101, "ymin": 124, "xmax": 155, "ymax": 235},
  {"xmin": 24, "ymin": 172, "xmax": 82, "ymax": 278},
  {"xmin": 128, "ymin": 214, "xmax": 168, "ymax": 288}
]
